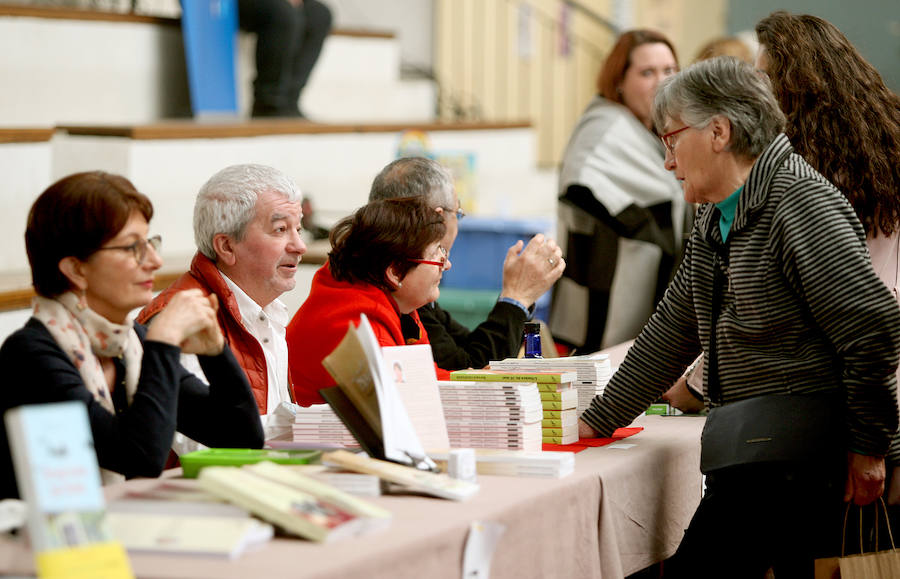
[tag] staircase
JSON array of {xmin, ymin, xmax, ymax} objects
[{"xmin": 0, "ymin": 3, "xmax": 558, "ymax": 335}]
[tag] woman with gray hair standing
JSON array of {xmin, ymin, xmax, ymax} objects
[{"xmin": 578, "ymin": 56, "xmax": 900, "ymax": 577}]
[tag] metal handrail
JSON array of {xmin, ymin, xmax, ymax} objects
[{"xmin": 562, "ymin": 0, "xmax": 619, "ymax": 34}]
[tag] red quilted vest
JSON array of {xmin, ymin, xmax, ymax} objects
[{"xmin": 137, "ymin": 253, "xmax": 289, "ymax": 414}]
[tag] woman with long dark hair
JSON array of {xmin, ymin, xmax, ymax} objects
[{"xmin": 757, "ymin": 9, "xmax": 900, "ymax": 542}]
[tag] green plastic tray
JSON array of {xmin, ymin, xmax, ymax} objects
[{"xmin": 179, "ymin": 448, "xmax": 322, "ymax": 478}]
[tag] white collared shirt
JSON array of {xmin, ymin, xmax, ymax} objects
[
  {"xmin": 178, "ymin": 273, "xmax": 291, "ymax": 425},
  {"xmin": 219, "ymin": 273, "xmax": 292, "ymax": 412}
]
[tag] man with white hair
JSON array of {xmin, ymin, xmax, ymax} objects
[
  {"xmin": 139, "ymin": 164, "xmax": 306, "ymax": 424},
  {"xmin": 370, "ymin": 157, "xmax": 565, "ymax": 369}
]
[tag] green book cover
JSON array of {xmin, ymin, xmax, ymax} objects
[
  {"xmin": 541, "ymin": 427, "xmax": 575, "ymax": 436},
  {"xmin": 542, "ymin": 434, "xmax": 578, "ymax": 444},
  {"xmin": 541, "ymin": 418, "xmax": 576, "ymax": 427},
  {"xmin": 539, "ymin": 391, "xmax": 576, "ymax": 401},
  {"xmin": 542, "ymin": 409, "xmax": 577, "ymax": 419},
  {"xmin": 645, "ymin": 403, "xmax": 670, "ymax": 416},
  {"xmin": 540, "ymin": 400, "xmax": 577, "ymax": 411},
  {"xmin": 450, "ymin": 369, "xmax": 575, "ymax": 384}
]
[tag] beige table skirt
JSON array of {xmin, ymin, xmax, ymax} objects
[{"xmin": 0, "ymin": 414, "xmax": 703, "ymax": 579}]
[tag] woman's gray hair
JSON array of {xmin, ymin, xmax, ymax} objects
[
  {"xmin": 194, "ymin": 164, "xmax": 301, "ymax": 260},
  {"xmin": 369, "ymin": 157, "xmax": 455, "ymax": 209},
  {"xmin": 652, "ymin": 56, "xmax": 786, "ymax": 158}
]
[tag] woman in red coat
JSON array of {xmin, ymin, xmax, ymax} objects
[{"xmin": 287, "ymin": 197, "xmax": 451, "ymax": 405}]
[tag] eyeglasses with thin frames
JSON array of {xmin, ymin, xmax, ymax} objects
[
  {"xmin": 661, "ymin": 125, "xmax": 691, "ymax": 154},
  {"xmin": 95, "ymin": 235, "xmax": 162, "ymax": 265},
  {"xmin": 443, "ymin": 206, "xmax": 466, "ymax": 220},
  {"xmin": 409, "ymin": 245, "xmax": 448, "ymax": 269}
]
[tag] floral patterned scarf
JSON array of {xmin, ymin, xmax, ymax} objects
[{"xmin": 32, "ymin": 292, "xmax": 143, "ymax": 484}]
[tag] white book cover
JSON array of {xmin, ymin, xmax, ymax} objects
[
  {"xmin": 106, "ymin": 512, "xmax": 273, "ymax": 558},
  {"xmin": 357, "ymin": 315, "xmax": 435, "ymax": 469},
  {"xmin": 381, "ymin": 344, "xmax": 450, "ymax": 452}
]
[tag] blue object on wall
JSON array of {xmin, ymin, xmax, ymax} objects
[
  {"xmin": 181, "ymin": 0, "xmax": 239, "ymax": 117},
  {"xmin": 440, "ymin": 216, "xmax": 554, "ymax": 322},
  {"xmin": 441, "ymin": 216, "xmax": 553, "ymax": 290}
]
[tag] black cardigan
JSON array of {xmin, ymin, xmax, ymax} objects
[
  {"xmin": 0, "ymin": 318, "xmax": 264, "ymax": 498},
  {"xmin": 418, "ymin": 300, "xmax": 528, "ymax": 371}
]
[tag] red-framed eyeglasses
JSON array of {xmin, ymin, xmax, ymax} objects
[
  {"xmin": 661, "ymin": 125, "xmax": 691, "ymax": 154},
  {"xmin": 409, "ymin": 246, "xmax": 449, "ymax": 268}
]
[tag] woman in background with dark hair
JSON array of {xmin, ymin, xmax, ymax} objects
[
  {"xmin": 552, "ymin": 29, "xmax": 692, "ymax": 353},
  {"xmin": 756, "ymin": 10, "xmax": 900, "ymax": 535},
  {"xmin": 287, "ymin": 197, "xmax": 449, "ymax": 405},
  {"xmin": 755, "ymin": 12, "xmax": 900, "ymax": 243},
  {"xmin": 0, "ymin": 171, "xmax": 263, "ymax": 498}
]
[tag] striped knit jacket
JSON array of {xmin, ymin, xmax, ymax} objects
[{"xmin": 581, "ymin": 134, "xmax": 900, "ymax": 458}]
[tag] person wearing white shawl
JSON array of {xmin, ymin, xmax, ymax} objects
[
  {"xmin": 551, "ymin": 29, "xmax": 692, "ymax": 353},
  {"xmin": 0, "ymin": 171, "xmax": 263, "ymax": 499}
]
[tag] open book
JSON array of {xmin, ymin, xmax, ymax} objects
[
  {"xmin": 320, "ymin": 314, "xmax": 444, "ymax": 470},
  {"xmin": 323, "ymin": 450, "xmax": 479, "ymax": 501}
]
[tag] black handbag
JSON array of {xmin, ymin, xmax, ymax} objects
[{"xmin": 700, "ymin": 393, "xmax": 844, "ymax": 474}]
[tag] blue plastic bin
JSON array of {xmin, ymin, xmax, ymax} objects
[{"xmin": 440, "ymin": 216, "xmax": 554, "ymax": 323}]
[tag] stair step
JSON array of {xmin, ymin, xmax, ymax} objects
[
  {"xmin": 50, "ymin": 121, "xmax": 539, "ymax": 262},
  {"xmin": 0, "ymin": 132, "xmax": 54, "ymax": 273},
  {"xmin": 0, "ymin": 128, "xmax": 55, "ymax": 143},
  {"xmin": 1, "ymin": 5, "xmax": 423, "ymax": 125},
  {"xmin": 58, "ymin": 120, "xmax": 530, "ymax": 139},
  {"xmin": 237, "ymin": 33, "xmax": 436, "ymax": 121},
  {"xmin": 279, "ymin": 80, "xmax": 437, "ymax": 123},
  {"xmin": 0, "ymin": 5, "xmax": 394, "ymax": 39},
  {"xmin": 238, "ymin": 33, "xmax": 401, "ymax": 88}
]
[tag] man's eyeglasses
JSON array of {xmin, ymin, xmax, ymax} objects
[
  {"xmin": 409, "ymin": 246, "xmax": 448, "ymax": 268},
  {"xmin": 96, "ymin": 235, "xmax": 162, "ymax": 265},
  {"xmin": 444, "ymin": 206, "xmax": 466, "ymax": 220},
  {"xmin": 661, "ymin": 125, "xmax": 691, "ymax": 154}
]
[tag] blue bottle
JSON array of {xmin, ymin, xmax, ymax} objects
[{"xmin": 524, "ymin": 322, "xmax": 542, "ymax": 358}]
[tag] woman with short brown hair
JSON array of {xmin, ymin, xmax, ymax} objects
[
  {"xmin": 0, "ymin": 171, "xmax": 264, "ymax": 498},
  {"xmin": 288, "ymin": 197, "xmax": 449, "ymax": 405}
]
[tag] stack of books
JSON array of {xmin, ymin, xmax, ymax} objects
[
  {"xmin": 290, "ymin": 404, "xmax": 359, "ymax": 448},
  {"xmin": 449, "ymin": 369, "xmax": 579, "ymax": 445},
  {"xmin": 437, "ymin": 380, "xmax": 543, "ymax": 451},
  {"xmin": 490, "ymin": 354, "xmax": 613, "ymax": 418},
  {"xmin": 428, "ymin": 448, "xmax": 575, "ymax": 478}
]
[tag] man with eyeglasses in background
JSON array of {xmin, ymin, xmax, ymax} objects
[
  {"xmin": 139, "ymin": 164, "xmax": 307, "ymax": 442},
  {"xmin": 369, "ymin": 157, "xmax": 565, "ymax": 369}
]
